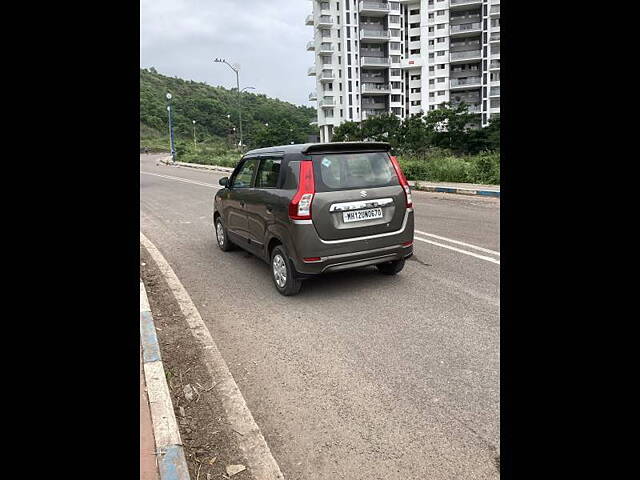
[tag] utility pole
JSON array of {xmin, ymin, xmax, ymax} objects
[
  {"xmin": 166, "ymin": 93, "xmax": 176, "ymax": 161},
  {"xmin": 192, "ymin": 120, "xmax": 197, "ymax": 149}
]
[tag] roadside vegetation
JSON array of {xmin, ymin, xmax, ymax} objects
[
  {"xmin": 141, "ymin": 68, "xmax": 500, "ymax": 185},
  {"xmin": 140, "ymin": 67, "xmax": 316, "ymax": 154},
  {"xmin": 332, "ymin": 104, "xmax": 500, "ymax": 185}
]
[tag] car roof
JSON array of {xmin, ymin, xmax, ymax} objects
[{"xmin": 243, "ymin": 141, "xmax": 391, "ymax": 157}]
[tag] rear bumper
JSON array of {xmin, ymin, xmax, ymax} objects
[{"xmin": 288, "ymin": 210, "xmax": 414, "ymax": 275}]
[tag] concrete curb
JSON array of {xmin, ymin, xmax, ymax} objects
[
  {"xmin": 140, "ymin": 280, "xmax": 191, "ymax": 480},
  {"xmin": 408, "ymin": 182, "xmax": 500, "ymax": 197},
  {"xmin": 164, "ymin": 160, "xmax": 500, "ymax": 197}
]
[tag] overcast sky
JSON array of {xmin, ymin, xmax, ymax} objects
[{"xmin": 140, "ymin": 0, "xmax": 316, "ymax": 108}]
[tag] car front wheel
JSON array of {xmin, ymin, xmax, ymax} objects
[{"xmin": 215, "ymin": 217, "xmax": 234, "ymax": 252}]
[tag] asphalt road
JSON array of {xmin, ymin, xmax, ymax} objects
[{"xmin": 140, "ymin": 154, "xmax": 500, "ymax": 480}]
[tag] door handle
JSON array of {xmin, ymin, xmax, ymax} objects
[
  {"xmin": 240, "ymin": 201, "xmax": 246, "ymax": 208},
  {"xmin": 266, "ymin": 206, "xmax": 273, "ymax": 214}
]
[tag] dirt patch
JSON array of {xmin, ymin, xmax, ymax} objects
[{"xmin": 141, "ymin": 246, "xmax": 251, "ymax": 480}]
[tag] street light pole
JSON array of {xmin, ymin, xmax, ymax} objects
[
  {"xmin": 214, "ymin": 58, "xmax": 242, "ymax": 149},
  {"xmin": 192, "ymin": 120, "xmax": 197, "ymax": 149},
  {"xmin": 166, "ymin": 93, "xmax": 175, "ymax": 161},
  {"xmin": 214, "ymin": 59, "xmax": 255, "ymax": 151}
]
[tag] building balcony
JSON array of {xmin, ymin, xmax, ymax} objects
[
  {"xmin": 308, "ymin": 66, "xmax": 316, "ymax": 76},
  {"xmin": 319, "ymin": 98, "xmax": 335, "ymax": 107},
  {"xmin": 449, "ymin": 22, "xmax": 482, "ymax": 36},
  {"xmin": 317, "ymin": 16, "xmax": 334, "ymax": 28},
  {"xmin": 305, "ymin": 15, "xmax": 314, "ymax": 26},
  {"xmin": 450, "ymin": 50, "xmax": 482, "ymax": 62},
  {"xmin": 450, "ymin": 101, "xmax": 482, "ymax": 113},
  {"xmin": 319, "ymin": 71, "xmax": 335, "ymax": 81},
  {"xmin": 450, "ymin": 0, "xmax": 483, "ymax": 6},
  {"xmin": 360, "ymin": 29, "xmax": 390, "ymax": 41},
  {"xmin": 359, "ymin": 1, "xmax": 390, "ymax": 15},
  {"xmin": 490, "ymin": 5, "xmax": 500, "ymax": 15},
  {"xmin": 362, "ymin": 82, "xmax": 391, "ymax": 94},
  {"xmin": 490, "ymin": 32, "xmax": 500, "ymax": 42},
  {"xmin": 490, "ymin": 59, "xmax": 500, "ymax": 70},
  {"xmin": 490, "ymin": 86, "xmax": 501, "ymax": 97},
  {"xmin": 306, "ymin": 41, "xmax": 315, "ymax": 51},
  {"xmin": 361, "ymin": 73, "xmax": 386, "ymax": 82},
  {"xmin": 450, "ymin": 14, "xmax": 481, "ymax": 25},
  {"xmin": 361, "ymin": 56, "xmax": 391, "ymax": 68},
  {"xmin": 362, "ymin": 108, "xmax": 388, "ymax": 119},
  {"xmin": 318, "ymin": 43, "xmax": 334, "ymax": 53},
  {"xmin": 450, "ymin": 77, "xmax": 482, "ymax": 89},
  {"xmin": 309, "ymin": 92, "xmax": 317, "ymax": 101}
]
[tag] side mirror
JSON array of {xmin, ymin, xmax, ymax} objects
[{"xmin": 219, "ymin": 177, "xmax": 229, "ymax": 187}]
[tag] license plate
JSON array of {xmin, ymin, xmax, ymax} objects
[{"xmin": 342, "ymin": 208, "xmax": 383, "ymax": 223}]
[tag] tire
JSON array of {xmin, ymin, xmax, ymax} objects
[
  {"xmin": 270, "ymin": 245, "xmax": 303, "ymax": 296},
  {"xmin": 215, "ymin": 217, "xmax": 234, "ymax": 252},
  {"xmin": 376, "ymin": 258, "xmax": 405, "ymax": 275}
]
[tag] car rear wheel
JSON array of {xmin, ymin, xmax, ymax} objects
[
  {"xmin": 376, "ymin": 258, "xmax": 405, "ymax": 275},
  {"xmin": 215, "ymin": 217, "xmax": 234, "ymax": 252},
  {"xmin": 271, "ymin": 245, "xmax": 302, "ymax": 296}
]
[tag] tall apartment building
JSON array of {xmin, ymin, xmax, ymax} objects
[{"xmin": 306, "ymin": 0, "xmax": 500, "ymax": 142}]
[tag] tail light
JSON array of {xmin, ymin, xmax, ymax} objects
[
  {"xmin": 389, "ymin": 155, "xmax": 413, "ymax": 209},
  {"xmin": 289, "ymin": 160, "xmax": 315, "ymax": 220}
]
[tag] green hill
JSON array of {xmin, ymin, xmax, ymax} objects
[{"xmin": 140, "ymin": 68, "xmax": 317, "ymax": 159}]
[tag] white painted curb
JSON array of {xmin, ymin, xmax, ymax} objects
[
  {"xmin": 141, "ymin": 279, "xmax": 191, "ymax": 480},
  {"xmin": 141, "ymin": 232, "xmax": 285, "ymax": 480}
]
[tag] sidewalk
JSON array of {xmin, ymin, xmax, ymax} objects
[{"xmin": 141, "ymin": 350, "xmax": 160, "ymax": 480}]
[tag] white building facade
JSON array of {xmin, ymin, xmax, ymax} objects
[{"xmin": 306, "ymin": 0, "xmax": 500, "ymax": 142}]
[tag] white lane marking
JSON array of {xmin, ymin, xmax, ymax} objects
[
  {"xmin": 414, "ymin": 236, "xmax": 500, "ymax": 265},
  {"xmin": 140, "ymin": 232, "xmax": 285, "ymax": 480},
  {"xmin": 141, "ymin": 171, "xmax": 221, "ymax": 189},
  {"xmin": 414, "ymin": 229, "xmax": 500, "ymax": 256}
]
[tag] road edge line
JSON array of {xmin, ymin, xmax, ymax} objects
[
  {"xmin": 140, "ymin": 279, "xmax": 191, "ymax": 480},
  {"xmin": 140, "ymin": 232, "xmax": 285, "ymax": 480}
]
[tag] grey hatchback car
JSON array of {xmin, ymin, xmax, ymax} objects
[{"xmin": 213, "ymin": 142, "xmax": 414, "ymax": 295}]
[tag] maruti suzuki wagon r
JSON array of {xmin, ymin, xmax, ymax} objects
[{"xmin": 213, "ymin": 142, "xmax": 414, "ymax": 295}]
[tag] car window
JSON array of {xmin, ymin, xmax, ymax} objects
[
  {"xmin": 312, "ymin": 152, "xmax": 399, "ymax": 191},
  {"xmin": 255, "ymin": 158, "xmax": 282, "ymax": 188},
  {"xmin": 231, "ymin": 159, "xmax": 259, "ymax": 188}
]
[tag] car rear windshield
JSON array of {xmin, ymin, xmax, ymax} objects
[{"xmin": 311, "ymin": 151, "xmax": 400, "ymax": 192}]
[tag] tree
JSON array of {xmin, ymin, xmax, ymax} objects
[
  {"xmin": 332, "ymin": 121, "xmax": 363, "ymax": 142},
  {"xmin": 422, "ymin": 102, "xmax": 479, "ymax": 153},
  {"xmin": 360, "ymin": 113, "xmax": 402, "ymax": 144},
  {"xmin": 395, "ymin": 112, "xmax": 432, "ymax": 158}
]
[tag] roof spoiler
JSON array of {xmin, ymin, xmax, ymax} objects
[{"xmin": 301, "ymin": 142, "xmax": 391, "ymax": 155}]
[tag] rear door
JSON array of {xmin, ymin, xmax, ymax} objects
[
  {"xmin": 310, "ymin": 151, "xmax": 406, "ymax": 241},
  {"xmin": 245, "ymin": 155, "xmax": 283, "ymax": 251},
  {"xmin": 224, "ymin": 158, "xmax": 259, "ymax": 240}
]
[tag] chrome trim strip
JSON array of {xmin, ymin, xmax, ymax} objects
[
  {"xmin": 318, "ymin": 210, "xmax": 411, "ymax": 244},
  {"xmin": 329, "ymin": 197, "xmax": 394, "ymax": 212},
  {"xmin": 292, "ymin": 219, "xmax": 314, "ymax": 225}
]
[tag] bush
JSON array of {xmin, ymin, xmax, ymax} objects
[{"xmin": 398, "ymin": 151, "xmax": 500, "ymax": 185}]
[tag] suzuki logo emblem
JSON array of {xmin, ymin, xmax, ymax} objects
[{"xmin": 360, "ymin": 190, "xmax": 368, "ymax": 198}]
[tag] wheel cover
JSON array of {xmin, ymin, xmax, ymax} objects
[
  {"xmin": 216, "ymin": 221, "xmax": 224, "ymax": 246},
  {"xmin": 272, "ymin": 254, "xmax": 287, "ymax": 288}
]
